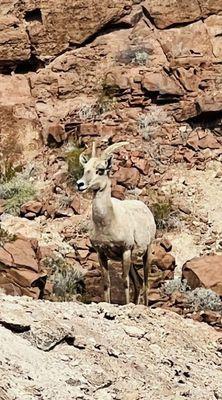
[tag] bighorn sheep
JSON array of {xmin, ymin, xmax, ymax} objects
[{"xmin": 77, "ymin": 142, "xmax": 156, "ymax": 305}]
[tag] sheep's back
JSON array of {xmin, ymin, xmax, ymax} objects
[{"xmin": 111, "ymin": 198, "xmax": 156, "ymax": 251}]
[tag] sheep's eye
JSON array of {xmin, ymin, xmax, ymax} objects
[{"xmin": 96, "ymin": 168, "xmax": 105, "ymax": 176}]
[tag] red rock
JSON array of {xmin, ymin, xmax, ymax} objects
[
  {"xmin": 142, "ymin": 71, "xmax": 184, "ymax": 96},
  {"xmin": 21, "ymin": 200, "xmax": 42, "ymax": 215},
  {"xmin": 182, "ymin": 254, "xmax": 222, "ymax": 296},
  {"xmin": 1, "ymin": 239, "xmax": 38, "ymax": 271},
  {"xmin": 184, "ymin": 150, "xmax": 195, "ymax": 163},
  {"xmin": 200, "ymin": 311, "xmax": 222, "ymax": 327},
  {"xmin": 148, "ymin": 289, "xmax": 165, "ymax": 304},
  {"xmin": 159, "ymin": 21, "xmax": 213, "ymax": 64},
  {"xmin": 143, "ymin": 0, "xmax": 201, "ymax": 29},
  {"xmin": 70, "ymin": 195, "xmax": 81, "ymax": 215},
  {"xmin": 7, "ymin": 268, "xmax": 45, "ymax": 288},
  {"xmin": 113, "ymin": 167, "xmax": 140, "ymax": 189},
  {"xmin": 85, "ymin": 269, "xmax": 102, "ymax": 278},
  {"xmin": 0, "ymin": 238, "xmax": 47, "ymax": 299},
  {"xmin": 151, "ymin": 244, "xmax": 176, "ymax": 271},
  {"xmin": 111, "ymin": 184, "xmax": 126, "ymax": 200},
  {"xmin": 47, "ymin": 123, "xmax": 66, "ymax": 144},
  {"xmin": 131, "ymin": 158, "xmax": 150, "ymax": 175},
  {"xmin": 198, "ymin": 133, "xmax": 220, "ymax": 150},
  {"xmin": 26, "ymin": 0, "xmax": 131, "ymax": 60},
  {"xmin": 0, "ymin": 16, "xmax": 30, "ymax": 69},
  {"xmin": 179, "ymin": 206, "xmax": 192, "ymax": 215},
  {"xmin": 186, "ymin": 131, "xmax": 199, "ymax": 151}
]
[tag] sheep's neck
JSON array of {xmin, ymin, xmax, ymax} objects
[{"xmin": 92, "ymin": 181, "xmax": 114, "ymax": 228}]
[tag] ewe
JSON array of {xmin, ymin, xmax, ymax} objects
[{"xmin": 77, "ymin": 142, "xmax": 156, "ymax": 305}]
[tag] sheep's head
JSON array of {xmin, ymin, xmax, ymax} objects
[{"xmin": 77, "ymin": 141, "xmax": 129, "ymax": 192}]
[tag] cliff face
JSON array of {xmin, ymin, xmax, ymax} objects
[
  {"xmin": 0, "ymin": 2, "xmax": 222, "ymax": 307},
  {"xmin": 1, "ymin": 0, "xmax": 222, "ymax": 154}
]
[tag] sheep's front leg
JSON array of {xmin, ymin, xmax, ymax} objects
[
  {"xmin": 98, "ymin": 252, "xmax": 110, "ymax": 303},
  {"xmin": 122, "ymin": 250, "xmax": 131, "ymax": 304}
]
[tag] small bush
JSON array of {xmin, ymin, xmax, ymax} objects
[
  {"xmin": 0, "ymin": 129, "xmax": 23, "ymax": 183},
  {"xmin": 151, "ymin": 200, "xmax": 180, "ymax": 231},
  {"xmin": 163, "ymin": 279, "xmax": 222, "ymax": 312},
  {"xmin": 78, "ymin": 104, "xmax": 95, "ymax": 121},
  {"xmin": 0, "ymin": 227, "xmax": 16, "ymax": 246},
  {"xmin": 95, "ymin": 80, "xmax": 119, "ymax": 115},
  {"xmin": 138, "ymin": 108, "xmax": 168, "ymax": 140},
  {"xmin": 163, "ymin": 277, "xmax": 190, "ymax": 295},
  {"xmin": 187, "ymin": 288, "xmax": 222, "ymax": 312},
  {"xmin": 117, "ymin": 47, "xmax": 151, "ymax": 66},
  {"xmin": 0, "ymin": 176, "xmax": 36, "ymax": 215},
  {"xmin": 64, "ymin": 144, "xmax": 84, "ymax": 183},
  {"xmin": 43, "ymin": 256, "xmax": 85, "ymax": 301}
]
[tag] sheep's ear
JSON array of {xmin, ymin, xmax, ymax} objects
[
  {"xmin": 79, "ymin": 153, "xmax": 88, "ymax": 166},
  {"xmin": 105, "ymin": 154, "xmax": 113, "ymax": 171}
]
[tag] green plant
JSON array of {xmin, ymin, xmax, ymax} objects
[
  {"xmin": 0, "ymin": 176, "xmax": 36, "ymax": 215},
  {"xmin": 187, "ymin": 288, "xmax": 222, "ymax": 312},
  {"xmin": 0, "ymin": 130, "xmax": 23, "ymax": 183},
  {"xmin": 43, "ymin": 256, "xmax": 85, "ymax": 301},
  {"xmin": 132, "ymin": 50, "xmax": 149, "ymax": 65},
  {"xmin": 138, "ymin": 108, "xmax": 168, "ymax": 140},
  {"xmin": 78, "ymin": 104, "xmax": 95, "ymax": 121},
  {"xmin": 94, "ymin": 77, "xmax": 119, "ymax": 115},
  {"xmin": 151, "ymin": 200, "xmax": 173, "ymax": 230},
  {"xmin": 117, "ymin": 47, "xmax": 151, "ymax": 66},
  {"xmin": 163, "ymin": 277, "xmax": 190, "ymax": 295},
  {"xmin": 64, "ymin": 144, "xmax": 84, "ymax": 183},
  {"xmin": 0, "ymin": 227, "xmax": 17, "ymax": 246},
  {"xmin": 163, "ymin": 279, "xmax": 222, "ymax": 312}
]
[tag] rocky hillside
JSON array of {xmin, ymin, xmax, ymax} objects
[
  {"xmin": 0, "ymin": 2, "xmax": 222, "ymax": 399},
  {"xmin": 0, "ymin": 1, "xmax": 222, "ymax": 320},
  {"xmin": 0, "ymin": 294, "xmax": 222, "ymax": 400}
]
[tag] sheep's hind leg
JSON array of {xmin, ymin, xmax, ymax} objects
[
  {"xmin": 130, "ymin": 265, "xmax": 143, "ymax": 305},
  {"xmin": 122, "ymin": 250, "xmax": 131, "ymax": 304},
  {"xmin": 143, "ymin": 247, "xmax": 151, "ymax": 306},
  {"xmin": 98, "ymin": 252, "xmax": 111, "ymax": 303}
]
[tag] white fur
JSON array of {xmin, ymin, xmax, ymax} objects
[{"xmin": 77, "ymin": 142, "xmax": 156, "ymax": 305}]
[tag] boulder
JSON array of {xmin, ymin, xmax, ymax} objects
[
  {"xmin": 143, "ymin": 0, "xmax": 201, "ymax": 29},
  {"xmin": 0, "ymin": 236, "xmax": 47, "ymax": 299},
  {"xmin": 142, "ymin": 70, "xmax": 184, "ymax": 96},
  {"xmin": 182, "ymin": 254, "xmax": 222, "ymax": 296},
  {"xmin": 0, "ymin": 16, "xmax": 30, "ymax": 70},
  {"xmin": 113, "ymin": 167, "xmax": 140, "ymax": 189},
  {"xmin": 152, "ymin": 242, "xmax": 176, "ymax": 271},
  {"xmin": 158, "ymin": 21, "xmax": 213, "ymax": 63},
  {"xmin": 20, "ymin": 201, "xmax": 43, "ymax": 215}
]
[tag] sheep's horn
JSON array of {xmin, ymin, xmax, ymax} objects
[
  {"xmin": 91, "ymin": 141, "xmax": 97, "ymax": 157},
  {"xmin": 102, "ymin": 141, "xmax": 129, "ymax": 158}
]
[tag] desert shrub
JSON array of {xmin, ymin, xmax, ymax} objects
[
  {"xmin": 163, "ymin": 277, "xmax": 190, "ymax": 295},
  {"xmin": 163, "ymin": 279, "xmax": 222, "ymax": 312},
  {"xmin": 64, "ymin": 143, "xmax": 84, "ymax": 183},
  {"xmin": 95, "ymin": 79, "xmax": 119, "ymax": 115},
  {"xmin": 187, "ymin": 288, "xmax": 222, "ymax": 312},
  {"xmin": 43, "ymin": 256, "xmax": 85, "ymax": 301},
  {"xmin": 0, "ymin": 176, "xmax": 36, "ymax": 215},
  {"xmin": 117, "ymin": 47, "xmax": 151, "ymax": 66},
  {"xmin": 0, "ymin": 227, "xmax": 16, "ymax": 246},
  {"xmin": 138, "ymin": 108, "xmax": 168, "ymax": 140},
  {"xmin": 0, "ymin": 130, "xmax": 23, "ymax": 183},
  {"xmin": 78, "ymin": 104, "xmax": 95, "ymax": 121},
  {"xmin": 151, "ymin": 200, "xmax": 180, "ymax": 231}
]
